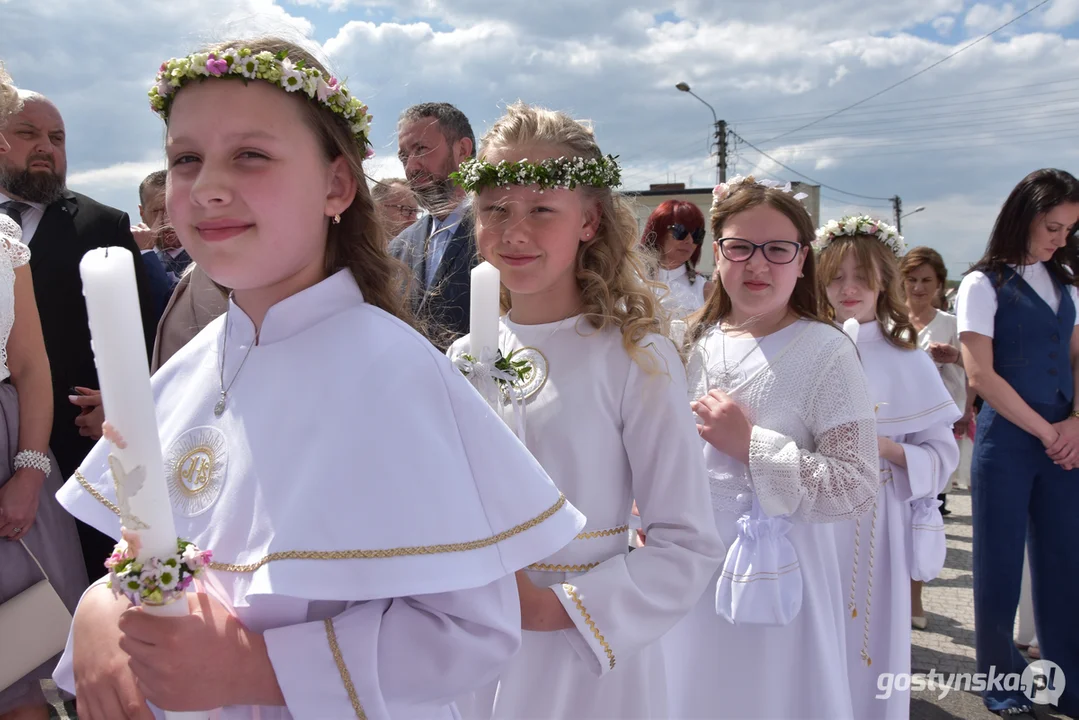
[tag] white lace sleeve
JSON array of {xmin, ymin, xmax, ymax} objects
[
  {"xmin": 0, "ymin": 216, "xmax": 29, "ymax": 267},
  {"xmin": 748, "ymin": 336, "xmax": 879, "ymax": 523}
]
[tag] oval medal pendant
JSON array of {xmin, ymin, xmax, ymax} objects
[
  {"xmin": 214, "ymin": 396, "xmax": 226, "ymax": 417},
  {"xmin": 502, "ymin": 347, "xmax": 549, "ymax": 403}
]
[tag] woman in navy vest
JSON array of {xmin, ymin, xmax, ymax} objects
[{"xmin": 958, "ymin": 168, "xmax": 1079, "ymax": 717}]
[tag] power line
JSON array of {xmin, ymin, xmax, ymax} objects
[
  {"xmin": 731, "ymin": 130, "xmax": 893, "ymax": 201},
  {"xmin": 732, "ymin": 77, "xmax": 1079, "ymax": 125},
  {"xmin": 757, "ymin": 0, "xmax": 1053, "ymax": 145}
]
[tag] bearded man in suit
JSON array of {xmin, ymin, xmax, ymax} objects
[
  {"xmin": 389, "ymin": 102, "xmax": 477, "ymax": 350},
  {"xmin": 0, "ymin": 91, "xmax": 156, "ymax": 580}
]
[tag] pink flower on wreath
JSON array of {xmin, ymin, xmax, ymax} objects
[
  {"xmin": 365, "ymin": 147, "xmax": 375, "ymax": 159},
  {"xmin": 206, "ymin": 55, "xmax": 229, "ymax": 76}
]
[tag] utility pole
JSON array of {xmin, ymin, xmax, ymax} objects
[
  {"xmin": 676, "ymin": 82, "xmax": 728, "ymax": 185},
  {"xmin": 716, "ymin": 119, "xmax": 728, "ymax": 184},
  {"xmin": 892, "ymin": 195, "xmax": 903, "ymax": 235}
]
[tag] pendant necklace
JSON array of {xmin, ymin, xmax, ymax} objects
[
  {"xmin": 215, "ymin": 306, "xmax": 257, "ymax": 417},
  {"xmin": 714, "ymin": 323, "xmax": 765, "ymax": 391}
]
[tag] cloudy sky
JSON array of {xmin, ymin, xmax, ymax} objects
[{"xmin": 3, "ymin": 0, "xmax": 1077, "ymax": 276}]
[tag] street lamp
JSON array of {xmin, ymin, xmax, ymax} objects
[
  {"xmin": 675, "ymin": 82, "xmax": 727, "ymax": 183},
  {"xmin": 901, "ymin": 206, "xmax": 927, "ymax": 219}
]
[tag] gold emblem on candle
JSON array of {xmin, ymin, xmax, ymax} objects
[
  {"xmin": 107, "ymin": 454, "xmax": 149, "ymax": 530},
  {"xmin": 165, "ymin": 427, "xmax": 227, "ymax": 516}
]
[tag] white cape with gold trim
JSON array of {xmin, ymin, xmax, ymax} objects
[{"xmin": 56, "ymin": 270, "xmax": 585, "ymax": 602}]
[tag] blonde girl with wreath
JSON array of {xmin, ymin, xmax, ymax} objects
[
  {"xmin": 448, "ymin": 102, "xmax": 723, "ymax": 720},
  {"xmin": 50, "ymin": 38, "xmax": 584, "ymax": 720},
  {"xmin": 818, "ymin": 216, "xmax": 960, "ymax": 720},
  {"xmin": 662, "ymin": 177, "xmax": 880, "ymax": 719}
]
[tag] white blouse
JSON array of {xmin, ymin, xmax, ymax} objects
[
  {"xmin": 0, "ymin": 215, "xmax": 31, "ymax": 382},
  {"xmin": 656, "ymin": 264, "xmax": 707, "ymax": 319},
  {"xmin": 957, "ymin": 262, "xmax": 1079, "ymax": 337},
  {"xmin": 916, "ymin": 310, "xmax": 967, "ymax": 412}
]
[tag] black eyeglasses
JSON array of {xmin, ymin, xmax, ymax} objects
[
  {"xmin": 669, "ymin": 224, "xmax": 706, "ymax": 245},
  {"xmin": 718, "ymin": 238, "xmax": 802, "ymax": 265}
]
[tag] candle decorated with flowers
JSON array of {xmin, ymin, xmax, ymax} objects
[{"xmin": 81, "ymin": 247, "xmax": 211, "ymax": 720}]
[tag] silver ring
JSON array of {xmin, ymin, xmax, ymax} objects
[{"xmin": 12, "ymin": 527, "xmax": 20, "ymax": 534}]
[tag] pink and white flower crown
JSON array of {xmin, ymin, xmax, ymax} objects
[
  {"xmin": 149, "ymin": 48, "xmax": 373, "ymax": 151},
  {"xmin": 711, "ymin": 174, "xmax": 809, "ymax": 211},
  {"xmin": 815, "ymin": 215, "xmax": 906, "ymax": 256}
]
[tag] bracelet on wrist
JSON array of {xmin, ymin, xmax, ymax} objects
[
  {"xmin": 13, "ymin": 449, "xmax": 51, "ymax": 476},
  {"xmin": 1070, "ymin": 410, "xmax": 1079, "ymax": 421}
]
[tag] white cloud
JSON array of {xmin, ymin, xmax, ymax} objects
[
  {"xmin": 932, "ymin": 15, "xmax": 957, "ymax": 35},
  {"xmin": 964, "ymin": 2, "xmax": 1017, "ymax": 33},
  {"xmin": 68, "ymin": 160, "xmax": 165, "ymax": 191},
  {"xmin": 1042, "ymin": 0, "xmax": 1079, "ymax": 28}
]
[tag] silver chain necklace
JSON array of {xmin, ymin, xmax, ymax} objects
[
  {"xmin": 715, "ymin": 323, "xmax": 764, "ymax": 391},
  {"xmin": 214, "ymin": 308, "xmax": 257, "ymax": 417}
]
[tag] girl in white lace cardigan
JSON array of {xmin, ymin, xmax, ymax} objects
[{"xmin": 662, "ymin": 178, "xmax": 880, "ymax": 720}]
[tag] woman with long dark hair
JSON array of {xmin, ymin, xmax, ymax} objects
[
  {"xmin": 640, "ymin": 200, "xmax": 714, "ymax": 319},
  {"xmin": 958, "ymin": 168, "xmax": 1079, "ymax": 717}
]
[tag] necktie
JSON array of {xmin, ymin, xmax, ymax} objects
[{"xmin": 0, "ymin": 201, "xmax": 31, "ymax": 228}]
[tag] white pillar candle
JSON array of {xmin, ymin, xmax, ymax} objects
[
  {"xmin": 470, "ymin": 261, "xmax": 501, "ymax": 358},
  {"xmin": 80, "ymin": 247, "xmax": 176, "ymax": 559},
  {"xmin": 81, "ymin": 248, "xmax": 209, "ymax": 720}
]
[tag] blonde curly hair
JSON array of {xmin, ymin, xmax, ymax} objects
[
  {"xmin": 477, "ymin": 102, "xmax": 668, "ymax": 369},
  {"xmin": 0, "ymin": 61, "xmax": 21, "ymax": 126}
]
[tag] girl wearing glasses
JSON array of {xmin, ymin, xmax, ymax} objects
[
  {"xmin": 640, "ymin": 201, "xmax": 713, "ymax": 320},
  {"xmin": 663, "ymin": 177, "xmax": 879, "ymax": 719},
  {"xmin": 818, "ymin": 218, "xmax": 959, "ymax": 720},
  {"xmin": 958, "ymin": 168, "xmax": 1079, "ymax": 717}
]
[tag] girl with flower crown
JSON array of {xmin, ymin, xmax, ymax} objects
[
  {"xmin": 49, "ymin": 38, "xmax": 585, "ymax": 720},
  {"xmin": 817, "ymin": 217, "xmax": 960, "ymax": 720},
  {"xmin": 446, "ymin": 102, "xmax": 723, "ymax": 720},
  {"xmin": 661, "ymin": 177, "xmax": 879, "ymax": 719}
]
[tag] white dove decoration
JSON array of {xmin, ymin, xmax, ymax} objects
[{"xmin": 108, "ymin": 454, "xmax": 149, "ymax": 531}]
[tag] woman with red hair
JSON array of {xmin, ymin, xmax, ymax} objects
[{"xmin": 641, "ymin": 200, "xmax": 714, "ymax": 319}]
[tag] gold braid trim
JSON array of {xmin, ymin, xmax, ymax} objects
[
  {"xmin": 209, "ymin": 494, "xmax": 568, "ymax": 572},
  {"xmin": 562, "ymin": 583, "xmax": 615, "ymax": 671},
  {"xmin": 527, "ymin": 561, "xmax": 600, "ymax": 572},
  {"xmin": 575, "ymin": 525, "xmax": 629, "ymax": 540},
  {"xmin": 78, "ymin": 466, "xmax": 570, "ymax": 574},
  {"xmin": 74, "ymin": 470, "xmax": 121, "ymax": 516},
  {"xmin": 324, "ymin": 618, "xmax": 367, "ymax": 720}
]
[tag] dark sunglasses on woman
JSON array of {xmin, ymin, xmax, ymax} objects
[{"xmin": 669, "ymin": 224, "xmax": 706, "ymax": 245}]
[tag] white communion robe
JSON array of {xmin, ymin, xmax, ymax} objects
[
  {"xmin": 837, "ymin": 320, "xmax": 960, "ymax": 720},
  {"xmin": 449, "ymin": 316, "xmax": 724, "ymax": 720},
  {"xmin": 663, "ymin": 319, "xmax": 881, "ymax": 720},
  {"xmin": 52, "ymin": 270, "xmax": 585, "ymax": 720}
]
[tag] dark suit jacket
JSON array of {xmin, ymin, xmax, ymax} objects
[
  {"xmin": 389, "ymin": 212, "xmax": 477, "ymax": 350},
  {"xmin": 141, "ymin": 250, "xmax": 171, "ymax": 326},
  {"xmin": 28, "ymin": 190, "xmax": 157, "ymax": 478}
]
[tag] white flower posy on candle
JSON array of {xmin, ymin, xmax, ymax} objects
[
  {"xmin": 106, "ymin": 529, "xmax": 212, "ymax": 607},
  {"xmin": 814, "ymin": 215, "xmax": 906, "ymax": 256}
]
